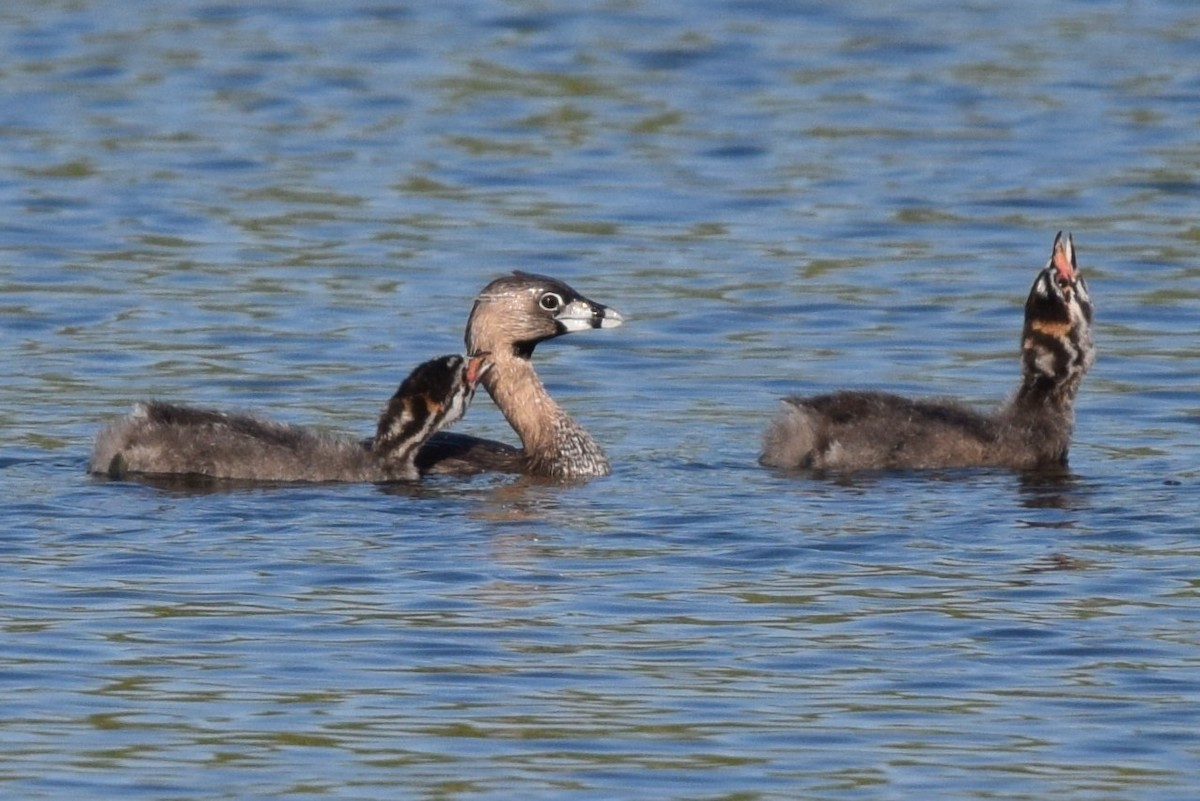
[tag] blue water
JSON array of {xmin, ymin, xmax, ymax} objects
[{"xmin": 2, "ymin": 1, "xmax": 1199, "ymax": 799}]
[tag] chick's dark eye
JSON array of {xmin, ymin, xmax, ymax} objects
[{"xmin": 539, "ymin": 292, "xmax": 564, "ymax": 311}]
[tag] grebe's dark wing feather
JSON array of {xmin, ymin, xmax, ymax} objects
[{"xmin": 416, "ymin": 431, "xmax": 524, "ymax": 475}]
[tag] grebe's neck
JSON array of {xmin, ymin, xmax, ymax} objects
[
  {"xmin": 481, "ymin": 350, "xmax": 610, "ymax": 478},
  {"xmin": 1011, "ymin": 302, "xmax": 1093, "ymax": 416}
]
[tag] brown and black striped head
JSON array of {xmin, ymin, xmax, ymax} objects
[
  {"xmin": 1019, "ymin": 232, "xmax": 1094, "ymax": 403},
  {"xmin": 373, "ymin": 353, "xmax": 493, "ymax": 478}
]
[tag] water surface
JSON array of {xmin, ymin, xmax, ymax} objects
[{"xmin": 2, "ymin": 1, "xmax": 1199, "ymax": 799}]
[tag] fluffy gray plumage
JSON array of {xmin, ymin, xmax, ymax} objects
[{"xmin": 91, "ymin": 354, "xmax": 483, "ymax": 483}]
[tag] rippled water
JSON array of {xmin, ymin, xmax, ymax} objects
[{"xmin": 3, "ymin": 1, "xmax": 1199, "ymax": 799}]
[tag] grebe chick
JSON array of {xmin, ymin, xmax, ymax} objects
[
  {"xmin": 760, "ymin": 232, "xmax": 1094, "ymax": 472},
  {"xmin": 92, "ymin": 354, "xmax": 491, "ymax": 483},
  {"xmin": 416, "ymin": 271, "xmax": 624, "ymax": 479}
]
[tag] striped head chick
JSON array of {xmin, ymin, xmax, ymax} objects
[
  {"xmin": 373, "ymin": 352, "xmax": 493, "ymax": 480},
  {"xmin": 1016, "ymin": 231, "xmax": 1095, "ymax": 410}
]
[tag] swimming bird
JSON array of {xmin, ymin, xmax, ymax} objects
[
  {"xmin": 760, "ymin": 232, "xmax": 1094, "ymax": 472},
  {"xmin": 92, "ymin": 353, "xmax": 491, "ymax": 483},
  {"xmin": 416, "ymin": 271, "xmax": 624, "ymax": 479}
]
